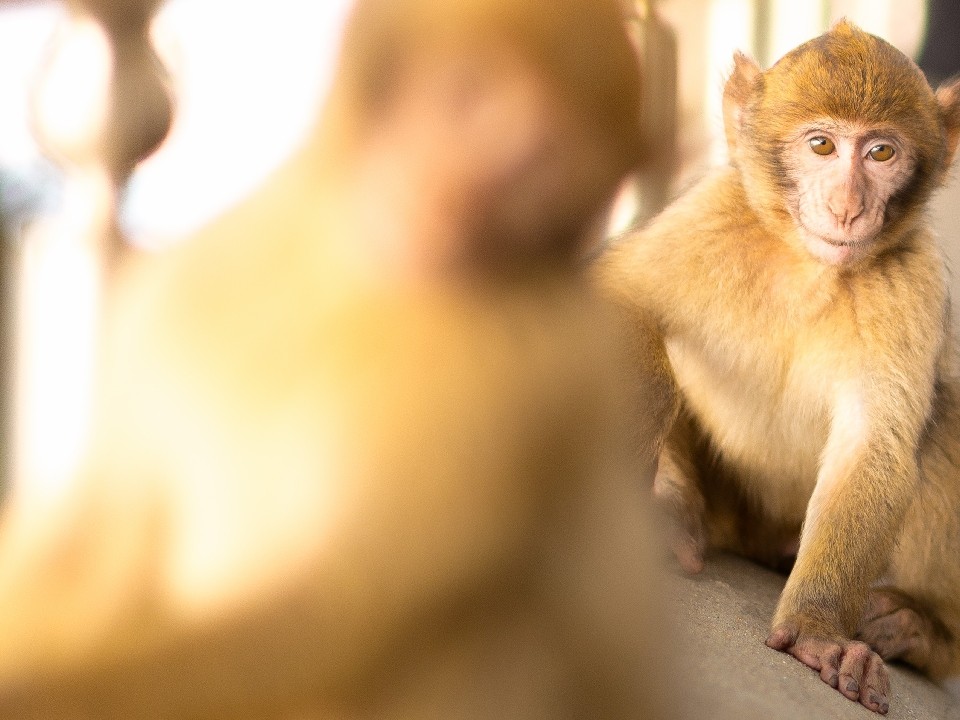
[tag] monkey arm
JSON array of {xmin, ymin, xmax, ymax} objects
[
  {"xmin": 608, "ymin": 300, "xmax": 678, "ymax": 469},
  {"xmin": 776, "ymin": 411, "xmax": 921, "ymax": 637},
  {"xmin": 590, "ymin": 256, "xmax": 674, "ymax": 459},
  {"xmin": 780, "ymin": 317, "xmax": 943, "ymax": 624},
  {"xmin": 652, "ymin": 411, "xmax": 707, "ymax": 573},
  {"xmin": 787, "ymin": 225, "xmax": 949, "ymax": 627},
  {"xmin": 592, "ymin": 183, "xmax": 729, "ymax": 467},
  {"xmin": 763, "ymin": 222, "xmax": 948, "ymax": 713},
  {"xmin": 768, "ymin": 247, "xmax": 946, "ymax": 712},
  {"xmin": 592, "ymin": 172, "xmax": 752, "ymax": 545},
  {"xmin": 766, "ymin": 380, "xmax": 928, "ymax": 714}
]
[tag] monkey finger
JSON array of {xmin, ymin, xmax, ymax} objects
[
  {"xmin": 764, "ymin": 624, "xmax": 797, "ymax": 652},
  {"xmin": 816, "ymin": 645, "xmax": 843, "ymax": 689},
  {"xmin": 671, "ymin": 529, "xmax": 705, "ymax": 574},
  {"xmin": 766, "ymin": 626, "xmax": 832, "ymax": 676},
  {"xmin": 652, "ymin": 482, "xmax": 707, "ymax": 575},
  {"xmin": 778, "ymin": 635, "xmax": 889, "ymax": 714},
  {"xmin": 767, "ymin": 629, "xmax": 881, "ymax": 701},
  {"xmin": 837, "ymin": 641, "xmax": 874, "ymax": 700},
  {"xmin": 859, "ymin": 650, "xmax": 890, "ymax": 714}
]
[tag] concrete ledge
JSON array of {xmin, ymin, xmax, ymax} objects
[{"xmin": 669, "ymin": 553, "xmax": 960, "ymax": 720}]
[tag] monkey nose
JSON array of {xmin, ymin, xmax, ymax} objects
[{"xmin": 828, "ymin": 196, "xmax": 864, "ymax": 229}]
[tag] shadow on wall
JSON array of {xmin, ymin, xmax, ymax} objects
[{"xmin": 921, "ymin": 0, "xmax": 960, "ymax": 319}]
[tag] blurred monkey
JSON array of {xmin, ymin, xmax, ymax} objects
[{"xmin": 0, "ymin": 0, "xmax": 674, "ymax": 718}]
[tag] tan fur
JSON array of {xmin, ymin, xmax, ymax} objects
[
  {"xmin": 0, "ymin": 0, "xmax": 673, "ymax": 717},
  {"xmin": 597, "ymin": 19, "xmax": 960, "ymax": 714}
]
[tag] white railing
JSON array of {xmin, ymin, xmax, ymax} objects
[{"xmin": 10, "ymin": 0, "xmax": 172, "ymax": 507}]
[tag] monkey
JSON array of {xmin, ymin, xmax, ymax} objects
[
  {"xmin": 0, "ymin": 0, "xmax": 676, "ymax": 717},
  {"xmin": 596, "ymin": 19, "xmax": 960, "ymax": 715}
]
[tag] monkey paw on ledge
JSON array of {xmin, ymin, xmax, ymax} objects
[{"xmin": 669, "ymin": 553, "xmax": 960, "ymax": 720}]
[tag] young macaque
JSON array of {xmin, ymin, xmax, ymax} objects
[
  {"xmin": 597, "ymin": 19, "xmax": 960, "ymax": 715},
  {"xmin": 0, "ymin": 0, "xmax": 675, "ymax": 718}
]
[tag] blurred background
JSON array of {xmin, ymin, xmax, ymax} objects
[{"xmin": 0, "ymin": 0, "xmax": 959, "ymax": 499}]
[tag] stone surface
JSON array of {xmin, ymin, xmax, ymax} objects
[{"xmin": 668, "ymin": 553, "xmax": 960, "ymax": 720}]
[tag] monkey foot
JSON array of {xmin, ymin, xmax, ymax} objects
[
  {"xmin": 767, "ymin": 625, "xmax": 890, "ymax": 714},
  {"xmin": 857, "ymin": 588, "xmax": 946, "ymax": 673}
]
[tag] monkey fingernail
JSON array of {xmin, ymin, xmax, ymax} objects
[
  {"xmin": 869, "ymin": 692, "xmax": 890, "ymax": 715},
  {"xmin": 827, "ymin": 673, "xmax": 839, "ymax": 688},
  {"xmin": 845, "ymin": 679, "xmax": 859, "ymax": 693}
]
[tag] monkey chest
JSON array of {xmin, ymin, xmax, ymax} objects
[{"xmin": 665, "ymin": 330, "xmax": 838, "ymax": 517}]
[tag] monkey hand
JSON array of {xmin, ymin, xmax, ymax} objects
[
  {"xmin": 651, "ymin": 462, "xmax": 706, "ymax": 574},
  {"xmin": 767, "ymin": 619, "xmax": 890, "ymax": 714},
  {"xmin": 662, "ymin": 502, "xmax": 706, "ymax": 575}
]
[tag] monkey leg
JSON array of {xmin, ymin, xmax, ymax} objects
[
  {"xmin": 652, "ymin": 411, "xmax": 707, "ymax": 574},
  {"xmin": 857, "ymin": 587, "xmax": 954, "ymax": 676},
  {"xmin": 875, "ymin": 380, "xmax": 960, "ymax": 682}
]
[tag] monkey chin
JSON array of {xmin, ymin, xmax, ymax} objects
[{"xmin": 797, "ymin": 228, "xmax": 870, "ymax": 266}]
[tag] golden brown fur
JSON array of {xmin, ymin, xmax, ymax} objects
[
  {"xmin": 0, "ymin": 0, "xmax": 673, "ymax": 717},
  {"xmin": 597, "ymin": 19, "xmax": 960, "ymax": 714}
]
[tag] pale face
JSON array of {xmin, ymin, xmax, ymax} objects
[{"xmin": 784, "ymin": 120, "xmax": 917, "ymax": 265}]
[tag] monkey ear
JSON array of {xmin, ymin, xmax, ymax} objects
[
  {"xmin": 936, "ymin": 76, "xmax": 960, "ymax": 169},
  {"xmin": 722, "ymin": 51, "xmax": 762, "ymax": 160}
]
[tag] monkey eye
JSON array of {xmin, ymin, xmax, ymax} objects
[
  {"xmin": 868, "ymin": 144, "xmax": 895, "ymax": 162},
  {"xmin": 809, "ymin": 137, "xmax": 835, "ymax": 156}
]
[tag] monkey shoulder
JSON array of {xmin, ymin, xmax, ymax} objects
[
  {"xmin": 633, "ymin": 166, "xmax": 754, "ymax": 256},
  {"xmin": 595, "ymin": 167, "xmax": 764, "ymax": 323}
]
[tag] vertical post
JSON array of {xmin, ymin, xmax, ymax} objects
[
  {"xmin": 32, "ymin": 0, "xmax": 173, "ymax": 261},
  {"xmin": 753, "ymin": 0, "xmax": 771, "ymax": 68},
  {"xmin": 13, "ymin": 0, "xmax": 172, "ymax": 504},
  {"xmin": 611, "ymin": 0, "xmax": 678, "ymax": 233}
]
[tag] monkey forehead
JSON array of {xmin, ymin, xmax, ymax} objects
[{"xmin": 756, "ymin": 20, "xmax": 937, "ymax": 132}]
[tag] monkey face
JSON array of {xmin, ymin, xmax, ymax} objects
[
  {"xmin": 782, "ymin": 120, "xmax": 917, "ymax": 265},
  {"xmin": 724, "ymin": 20, "xmax": 958, "ymax": 267}
]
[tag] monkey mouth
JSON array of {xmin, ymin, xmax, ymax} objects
[
  {"xmin": 815, "ymin": 235, "xmax": 862, "ymax": 248},
  {"xmin": 796, "ymin": 214, "xmax": 873, "ymax": 244},
  {"xmin": 797, "ymin": 220, "xmax": 867, "ymax": 249}
]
